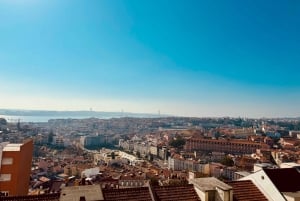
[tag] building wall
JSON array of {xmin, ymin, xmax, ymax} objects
[
  {"xmin": 185, "ymin": 138, "xmax": 267, "ymax": 154},
  {"xmin": 53, "ymin": 135, "xmax": 65, "ymax": 147},
  {"xmin": 1, "ymin": 148, "xmax": 22, "ymax": 196},
  {"xmin": 149, "ymin": 146, "xmax": 158, "ymax": 156},
  {"xmin": 168, "ymin": 157, "xmax": 209, "ymax": 173},
  {"xmin": 0, "ymin": 139, "xmax": 33, "ymax": 196},
  {"xmin": 215, "ymin": 187, "xmax": 232, "ymax": 201},
  {"xmin": 81, "ymin": 135, "xmax": 107, "ymax": 147},
  {"xmin": 119, "ymin": 179, "xmax": 148, "ymax": 188},
  {"xmin": 158, "ymin": 147, "xmax": 167, "ymax": 160},
  {"xmin": 18, "ymin": 139, "xmax": 34, "ymax": 195},
  {"xmin": 240, "ymin": 170, "xmax": 286, "ymax": 201},
  {"xmin": 133, "ymin": 143, "xmax": 149, "ymax": 156},
  {"xmin": 193, "ymin": 187, "xmax": 207, "ymax": 201},
  {"xmin": 283, "ymin": 193, "xmax": 300, "ymax": 201}
]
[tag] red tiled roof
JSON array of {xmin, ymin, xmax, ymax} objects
[
  {"xmin": 264, "ymin": 168, "xmax": 300, "ymax": 192},
  {"xmin": 103, "ymin": 187, "xmax": 152, "ymax": 201},
  {"xmin": 227, "ymin": 180, "xmax": 268, "ymax": 201},
  {"xmin": 1, "ymin": 193, "xmax": 60, "ymax": 201},
  {"xmin": 152, "ymin": 185, "xmax": 200, "ymax": 201}
]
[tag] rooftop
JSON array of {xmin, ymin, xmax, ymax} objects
[
  {"xmin": 227, "ymin": 180, "xmax": 268, "ymax": 201},
  {"xmin": 189, "ymin": 177, "xmax": 232, "ymax": 191},
  {"xmin": 103, "ymin": 187, "xmax": 152, "ymax": 201},
  {"xmin": 234, "ymin": 171, "xmax": 251, "ymax": 177},
  {"xmin": 60, "ymin": 185, "xmax": 104, "ymax": 201},
  {"xmin": 152, "ymin": 184, "xmax": 200, "ymax": 201},
  {"xmin": 3, "ymin": 143, "xmax": 22, "ymax": 151}
]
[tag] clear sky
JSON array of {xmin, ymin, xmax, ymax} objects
[{"xmin": 0, "ymin": 0, "xmax": 299, "ymax": 118}]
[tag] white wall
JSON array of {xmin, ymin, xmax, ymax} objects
[
  {"xmin": 194, "ymin": 187, "xmax": 206, "ymax": 201},
  {"xmin": 240, "ymin": 170, "xmax": 286, "ymax": 201}
]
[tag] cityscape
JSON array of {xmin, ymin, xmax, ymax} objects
[
  {"xmin": 1, "ymin": 114, "xmax": 300, "ymax": 200},
  {"xmin": 1, "ymin": 0, "xmax": 300, "ymax": 201}
]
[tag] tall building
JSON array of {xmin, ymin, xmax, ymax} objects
[{"xmin": 0, "ymin": 139, "xmax": 33, "ymax": 196}]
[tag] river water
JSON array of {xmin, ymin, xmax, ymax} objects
[{"xmin": 0, "ymin": 115, "xmax": 111, "ymax": 123}]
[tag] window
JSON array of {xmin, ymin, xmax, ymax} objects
[
  {"xmin": 0, "ymin": 174, "xmax": 11, "ymax": 181},
  {"xmin": 0, "ymin": 191, "xmax": 9, "ymax": 196},
  {"xmin": 1, "ymin": 157, "xmax": 13, "ymax": 165}
]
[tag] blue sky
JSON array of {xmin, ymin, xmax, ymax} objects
[{"xmin": 0, "ymin": 0, "xmax": 299, "ymax": 118}]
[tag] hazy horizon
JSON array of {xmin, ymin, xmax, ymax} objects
[
  {"xmin": 1, "ymin": 1, "xmax": 299, "ymax": 118},
  {"xmin": 0, "ymin": 108, "xmax": 299, "ymax": 119}
]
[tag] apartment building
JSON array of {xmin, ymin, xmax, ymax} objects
[
  {"xmin": 168, "ymin": 155, "xmax": 208, "ymax": 173},
  {"xmin": 52, "ymin": 135, "xmax": 65, "ymax": 147},
  {"xmin": 0, "ymin": 139, "xmax": 33, "ymax": 196},
  {"xmin": 80, "ymin": 135, "xmax": 108, "ymax": 147}
]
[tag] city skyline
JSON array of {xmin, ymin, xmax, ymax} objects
[{"xmin": 0, "ymin": 0, "xmax": 300, "ymax": 118}]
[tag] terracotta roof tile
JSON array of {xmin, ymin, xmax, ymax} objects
[
  {"xmin": 152, "ymin": 185, "xmax": 200, "ymax": 201},
  {"xmin": 103, "ymin": 187, "xmax": 152, "ymax": 201},
  {"xmin": 227, "ymin": 180, "xmax": 268, "ymax": 201}
]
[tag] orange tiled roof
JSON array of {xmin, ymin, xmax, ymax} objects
[
  {"xmin": 103, "ymin": 187, "xmax": 152, "ymax": 201},
  {"xmin": 227, "ymin": 180, "xmax": 268, "ymax": 201},
  {"xmin": 152, "ymin": 184, "xmax": 200, "ymax": 201}
]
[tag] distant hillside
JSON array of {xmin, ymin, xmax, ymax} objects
[{"xmin": 0, "ymin": 109, "xmax": 165, "ymax": 118}]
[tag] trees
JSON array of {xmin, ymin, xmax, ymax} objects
[
  {"xmin": 220, "ymin": 155, "xmax": 234, "ymax": 167},
  {"xmin": 169, "ymin": 135, "xmax": 186, "ymax": 148}
]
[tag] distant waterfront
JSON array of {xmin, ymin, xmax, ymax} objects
[
  {"xmin": 0, "ymin": 110, "xmax": 164, "ymax": 123},
  {"xmin": 0, "ymin": 115, "xmax": 106, "ymax": 123}
]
